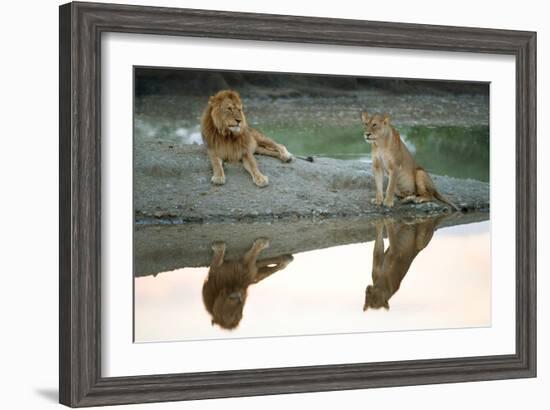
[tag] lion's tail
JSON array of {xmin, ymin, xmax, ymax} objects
[{"xmin": 434, "ymin": 191, "xmax": 461, "ymax": 212}]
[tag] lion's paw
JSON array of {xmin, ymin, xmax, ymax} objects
[
  {"xmin": 211, "ymin": 241, "xmax": 226, "ymax": 252},
  {"xmin": 370, "ymin": 196, "xmax": 383, "ymax": 206},
  {"xmin": 253, "ymin": 174, "xmax": 269, "ymax": 188},
  {"xmin": 383, "ymin": 198, "xmax": 395, "ymax": 208},
  {"xmin": 211, "ymin": 175, "xmax": 226, "ymax": 185},
  {"xmin": 281, "ymin": 153, "xmax": 293, "ymax": 163},
  {"xmin": 254, "ymin": 238, "xmax": 270, "ymax": 249}
]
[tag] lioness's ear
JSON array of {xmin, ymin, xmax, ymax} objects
[
  {"xmin": 361, "ymin": 111, "xmax": 369, "ymax": 122},
  {"xmin": 383, "ymin": 112, "xmax": 391, "ymax": 124}
]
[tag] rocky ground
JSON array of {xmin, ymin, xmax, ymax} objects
[{"xmin": 135, "ymin": 144, "xmax": 489, "ymax": 224}]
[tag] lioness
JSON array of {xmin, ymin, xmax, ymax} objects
[
  {"xmin": 361, "ymin": 111, "xmax": 459, "ymax": 210},
  {"xmin": 202, "ymin": 238, "xmax": 293, "ymax": 330},
  {"xmin": 201, "ymin": 90, "xmax": 293, "ymax": 187},
  {"xmin": 363, "ymin": 216, "xmax": 443, "ymax": 311}
]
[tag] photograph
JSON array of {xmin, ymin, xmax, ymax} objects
[
  {"xmin": 55, "ymin": 1, "xmax": 537, "ymax": 406},
  {"xmin": 133, "ymin": 67, "xmax": 491, "ymax": 343}
]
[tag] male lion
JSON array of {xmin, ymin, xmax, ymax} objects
[
  {"xmin": 363, "ymin": 216, "xmax": 444, "ymax": 311},
  {"xmin": 361, "ymin": 111, "xmax": 459, "ymax": 210},
  {"xmin": 202, "ymin": 238, "xmax": 293, "ymax": 330},
  {"xmin": 201, "ymin": 90, "xmax": 293, "ymax": 187}
]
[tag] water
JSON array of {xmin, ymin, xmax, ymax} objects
[{"xmin": 134, "ymin": 218, "xmax": 490, "ymax": 343}]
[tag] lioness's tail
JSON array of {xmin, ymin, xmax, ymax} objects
[{"xmin": 434, "ymin": 191, "xmax": 461, "ymax": 212}]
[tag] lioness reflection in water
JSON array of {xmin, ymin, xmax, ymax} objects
[
  {"xmin": 203, "ymin": 238, "xmax": 293, "ymax": 330},
  {"xmin": 364, "ymin": 216, "xmax": 446, "ymax": 311}
]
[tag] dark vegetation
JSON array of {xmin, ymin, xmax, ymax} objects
[{"xmin": 135, "ymin": 67, "xmax": 490, "ymax": 98}]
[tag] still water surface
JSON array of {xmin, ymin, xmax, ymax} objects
[{"xmin": 134, "ymin": 219, "xmax": 490, "ymax": 343}]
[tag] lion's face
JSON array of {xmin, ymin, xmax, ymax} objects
[
  {"xmin": 361, "ymin": 112, "xmax": 391, "ymax": 144},
  {"xmin": 363, "ymin": 285, "xmax": 390, "ymax": 311},
  {"xmin": 209, "ymin": 90, "xmax": 247, "ymax": 135},
  {"xmin": 211, "ymin": 289, "xmax": 247, "ymax": 330}
]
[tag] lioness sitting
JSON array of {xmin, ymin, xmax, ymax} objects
[
  {"xmin": 202, "ymin": 238, "xmax": 293, "ymax": 330},
  {"xmin": 361, "ymin": 111, "xmax": 459, "ymax": 210},
  {"xmin": 201, "ymin": 90, "xmax": 293, "ymax": 187},
  {"xmin": 363, "ymin": 216, "xmax": 443, "ymax": 311}
]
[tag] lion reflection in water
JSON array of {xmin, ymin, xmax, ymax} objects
[
  {"xmin": 364, "ymin": 216, "xmax": 445, "ymax": 311},
  {"xmin": 202, "ymin": 238, "xmax": 293, "ymax": 329}
]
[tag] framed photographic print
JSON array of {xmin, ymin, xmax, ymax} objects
[{"xmin": 59, "ymin": 1, "xmax": 536, "ymax": 407}]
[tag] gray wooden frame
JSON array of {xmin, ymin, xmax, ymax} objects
[{"xmin": 59, "ymin": 1, "xmax": 536, "ymax": 407}]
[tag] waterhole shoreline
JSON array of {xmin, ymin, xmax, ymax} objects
[{"xmin": 135, "ymin": 211, "xmax": 489, "ymax": 277}]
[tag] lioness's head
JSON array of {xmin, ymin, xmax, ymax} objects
[
  {"xmin": 363, "ymin": 285, "xmax": 390, "ymax": 311},
  {"xmin": 208, "ymin": 90, "xmax": 247, "ymax": 136},
  {"xmin": 361, "ymin": 111, "xmax": 391, "ymax": 144}
]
